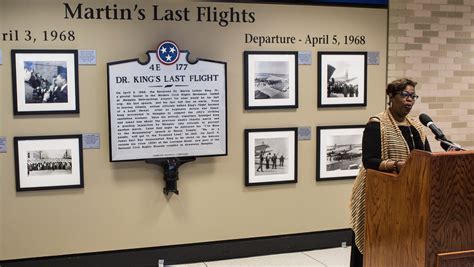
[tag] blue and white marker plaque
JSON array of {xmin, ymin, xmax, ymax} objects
[{"xmin": 107, "ymin": 42, "xmax": 227, "ymax": 161}]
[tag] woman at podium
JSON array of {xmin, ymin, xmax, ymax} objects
[{"xmin": 349, "ymin": 78, "xmax": 431, "ymax": 267}]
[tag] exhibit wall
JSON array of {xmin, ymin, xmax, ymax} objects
[
  {"xmin": 0, "ymin": 0, "xmax": 387, "ymax": 260},
  {"xmin": 388, "ymin": 0, "xmax": 474, "ymax": 151}
]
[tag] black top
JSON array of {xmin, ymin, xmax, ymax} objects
[{"xmin": 362, "ymin": 122, "xmax": 431, "ymax": 170}]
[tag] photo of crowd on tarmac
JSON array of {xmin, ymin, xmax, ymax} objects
[{"xmin": 326, "ymin": 64, "xmax": 359, "ymax": 98}]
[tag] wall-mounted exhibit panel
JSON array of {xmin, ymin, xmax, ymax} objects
[
  {"xmin": 108, "ymin": 50, "xmax": 227, "ymax": 161},
  {"xmin": 0, "ymin": 0, "xmax": 387, "ymax": 260}
]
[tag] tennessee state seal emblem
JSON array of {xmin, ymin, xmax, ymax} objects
[{"xmin": 156, "ymin": 40, "xmax": 180, "ymax": 65}]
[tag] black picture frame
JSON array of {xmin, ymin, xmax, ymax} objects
[
  {"xmin": 14, "ymin": 135, "xmax": 84, "ymax": 191},
  {"xmin": 318, "ymin": 51, "xmax": 367, "ymax": 107},
  {"xmin": 316, "ymin": 125, "xmax": 364, "ymax": 181},
  {"xmin": 245, "ymin": 127, "xmax": 298, "ymax": 186},
  {"xmin": 244, "ymin": 51, "xmax": 298, "ymax": 109},
  {"xmin": 11, "ymin": 49, "xmax": 79, "ymax": 115}
]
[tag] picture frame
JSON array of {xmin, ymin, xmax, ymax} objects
[
  {"xmin": 11, "ymin": 49, "xmax": 79, "ymax": 115},
  {"xmin": 318, "ymin": 51, "xmax": 367, "ymax": 107},
  {"xmin": 316, "ymin": 125, "xmax": 364, "ymax": 181},
  {"xmin": 245, "ymin": 127, "xmax": 298, "ymax": 186},
  {"xmin": 244, "ymin": 51, "xmax": 298, "ymax": 109},
  {"xmin": 14, "ymin": 135, "xmax": 84, "ymax": 191}
]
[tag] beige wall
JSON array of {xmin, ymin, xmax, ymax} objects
[
  {"xmin": 388, "ymin": 0, "xmax": 474, "ymax": 151},
  {"xmin": 1, "ymin": 0, "xmax": 5, "ymax": 259},
  {"xmin": 0, "ymin": 0, "xmax": 387, "ymax": 260}
]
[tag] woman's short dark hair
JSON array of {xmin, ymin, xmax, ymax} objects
[{"xmin": 386, "ymin": 78, "xmax": 417, "ymax": 97}]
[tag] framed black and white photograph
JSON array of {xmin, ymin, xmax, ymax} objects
[
  {"xmin": 318, "ymin": 52, "xmax": 367, "ymax": 107},
  {"xmin": 316, "ymin": 125, "xmax": 364, "ymax": 181},
  {"xmin": 244, "ymin": 51, "xmax": 298, "ymax": 109},
  {"xmin": 11, "ymin": 49, "xmax": 79, "ymax": 115},
  {"xmin": 245, "ymin": 128, "xmax": 297, "ymax": 186},
  {"xmin": 14, "ymin": 135, "xmax": 84, "ymax": 191}
]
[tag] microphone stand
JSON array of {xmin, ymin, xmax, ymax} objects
[{"xmin": 436, "ymin": 138, "xmax": 465, "ymax": 151}]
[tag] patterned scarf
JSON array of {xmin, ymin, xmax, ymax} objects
[{"xmin": 350, "ymin": 109, "xmax": 426, "ymax": 254}]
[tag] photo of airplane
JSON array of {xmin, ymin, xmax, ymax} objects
[
  {"xmin": 327, "ymin": 64, "xmax": 359, "ymax": 98},
  {"xmin": 253, "ymin": 60, "xmax": 290, "ymax": 100},
  {"xmin": 326, "ymin": 143, "xmax": 362, "ymax": 171},
  {"xmin": 332, "ymin": 69, "xmax": 357, "ymax": 83},
  {"xmin": 254, "ymin": 73, "xmax": 290, "ymax": 99}
]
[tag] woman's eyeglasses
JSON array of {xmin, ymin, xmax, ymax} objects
[{"xmin": 398, "ymin": 91, "xmax": 419, "ymax": 100}]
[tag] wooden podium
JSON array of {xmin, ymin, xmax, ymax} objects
[{"xmin": 364, "ymin": 150, "xmax": 474, "ymax": 267}]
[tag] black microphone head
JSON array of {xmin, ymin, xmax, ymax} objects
[{"xmin": 419, "ymin": 113, "xmax": 432, "ymax": 126}]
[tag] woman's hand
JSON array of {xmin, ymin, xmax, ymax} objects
[
  {"xmin": 379, "ymin": 159, "xmax": 406, "ymax": 173},
  {"xmin": 395, "ymin": 160, "xmax": 405, "ymax": 173}
]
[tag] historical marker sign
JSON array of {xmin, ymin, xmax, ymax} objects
[{"xmin": 107, "ymin": 45, "xmax": 227, "ymax": 162}]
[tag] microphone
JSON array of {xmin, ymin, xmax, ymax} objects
[
  {"xmin": 419, "ymin": 113, "xmax": 465, "ymax": 151},
  {"xmin": 419, "ymin": 113, "xmax": 447, "ymax": 141}
]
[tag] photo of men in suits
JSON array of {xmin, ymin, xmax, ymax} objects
[
  {"xmin": 23, "ymin": 61, "xmax": 68, "ymax": 104},
  {"xmin": 43, "ymin": 72, "xmax": 68, "ymax": 103}
]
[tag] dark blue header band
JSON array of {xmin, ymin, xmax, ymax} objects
[{"xmin": 205, "ymin": 0, "xmax": 388, "ymax": 8}]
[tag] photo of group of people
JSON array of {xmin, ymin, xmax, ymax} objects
[
  {"xmin": 26, "ymin": 149, "xmax": 73, "ymax": 176},
  {"xmin": 24, "ymin": 61, "xmax": 68, "ymax": 104},
  {"xmin": 326, "ymin": 66, "xmax": 359, "ymax": 98},
  {"xmin": 11, "ymin": 49, "xmax": 78, "ymax": 115},
  {"xmin": 245, "ymin": 128, "xmax": 297, "ymax": 186},
  {"xmin": 318, "ymin": 52, "xmax": 367, "ymax": 107},
  {"xmin": 14, "ymin": 135, "xmax": 83, "ymax": 191},
  {"xmin": 254, "ymin": 138, "xmax": 288, "ymax": 176}
]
